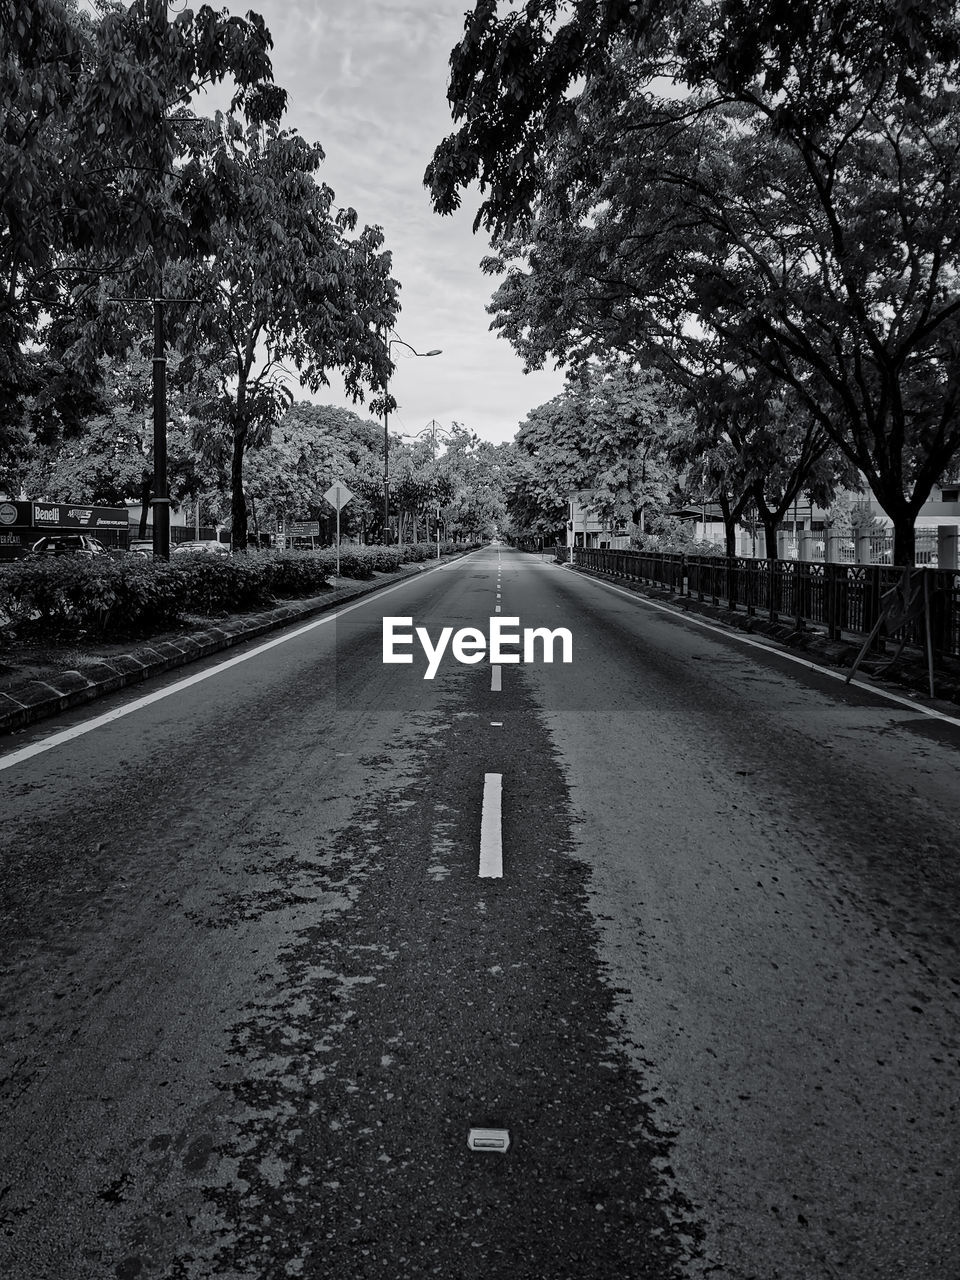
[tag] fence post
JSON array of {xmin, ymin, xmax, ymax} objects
[{"xmin": 824, "ymin": 563, "xmax": 838, "ymax": 639}]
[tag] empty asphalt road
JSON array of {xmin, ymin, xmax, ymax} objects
[{"xmin": 2, "ymin": 547, "xmax": 958, "ymax": 1279}]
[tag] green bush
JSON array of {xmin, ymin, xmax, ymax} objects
[
  {"xmin": 0, "ymin": 539, "xmax": 478, "ymax": 643},
  {"xmin": 0, "ymin": 552, "xmax": 325, "ymax": 640}
]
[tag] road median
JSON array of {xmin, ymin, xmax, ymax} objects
[{"xmin": 0, "ymin": 554, "xmax": 471, "ymax": 736}]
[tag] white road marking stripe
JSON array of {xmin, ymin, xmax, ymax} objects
[
  {"xmin": 479, "ymin": 773, "xmax": 503, "ymax": 878},
  {"xmin": 0, "ymin": 552, "xmax": 485, "ymax": 773},
  {"xmin": 495, "ymin": 605, "xmax": 501, "ymax": 613},
  {"xmin": 490, "ymin": 721, "xmax": 503, "ymax": 726},
  {"xmin": 491, "ymin": 665, "xmax": 501, "ymax": 691},
  {"xmin": 571, "ymin": 570, "xmax": 960, "ymax": 729}
]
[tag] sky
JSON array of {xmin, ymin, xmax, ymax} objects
[{"xmin": 194, "ymin": 0, "xmax": 569, "ymax": 445}]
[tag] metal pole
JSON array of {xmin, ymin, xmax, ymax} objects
[
  {"xmin": 336, "ymin": 496, "xmax": 341, "ymax": 578},
  {"xmin": 923, "ymin": 569, "xmax": 935, "ymax": 697},
  {"xmin": 152, "ymin": 298, "xmax": 170, "ymax": 559},
  {"xmin": 383, "ymin": 402, "xmax": 390, "ymax": 545}
]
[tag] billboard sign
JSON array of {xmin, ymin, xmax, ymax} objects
[{"xmin": 32, "ymin": 502, "xmax": 129, "ymax": 530}]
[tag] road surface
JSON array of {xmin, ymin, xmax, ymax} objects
[{"xmin": 1, "ymin": 547, "xmax": 958, "ymax": 1279}]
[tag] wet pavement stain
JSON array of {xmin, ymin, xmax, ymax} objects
[{"xmin": 158, "ymin": 670, "xmax": 703, "ymax": 1280}]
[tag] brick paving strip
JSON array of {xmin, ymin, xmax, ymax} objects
[{"xmin": 0, "ymin": 559, "xmax": 457, "ymax": 736}]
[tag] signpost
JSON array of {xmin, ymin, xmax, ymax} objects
[{"xmin": 323, "ymin": 482, "xmax": 354, "ymax": 578}]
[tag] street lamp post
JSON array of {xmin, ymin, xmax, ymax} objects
[{"xmin": 382, "ymin": 337, "xmax": 441, "ymax": 544}]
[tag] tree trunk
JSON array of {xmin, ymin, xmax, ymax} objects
[
  {"xmin": 231, "ymin": 420, "xmax": 249, "ymax": 551},
  {"xmin": 718, "ymin": 494, "xmax": 737, "ymax": 557},
  {"xmin": 869, "ymin": 481, "xmax": 918, "ymax": 567},
  {"xmin": 892, "ymin": 517, "xmax": 916, "ymax": 568},
  {"xmin": 761, "ymin": 514, "xmax": 781, "ymax": 561}
]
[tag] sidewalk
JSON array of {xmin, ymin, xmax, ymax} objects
[{"xmin": 0, "ymin": 558, "xmax": 457, "ymax": 737}]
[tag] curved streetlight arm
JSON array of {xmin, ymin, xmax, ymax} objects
[
  {"xmin": 388, "ymin": 337, "xmax": 443, "ymax": 360},
  {"xmin": 382, "ymin": 336, "xmax": 442, "ymax": 544}
]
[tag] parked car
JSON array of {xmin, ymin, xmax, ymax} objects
[
  {"xmin": 172, "ymin": 539, "xmax": 230, "ymax": 555},
  {"xmin": 127, "ymin": 539, "xmax": 155, "ymax": 556},
  {"xmin": 29, "ymin": 534, "xmax": 113, "ymax": 558}
]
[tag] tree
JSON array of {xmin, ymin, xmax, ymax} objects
[
  {"xmin": 1, "ymin": 0, "xmax": 284, "ymax": 459},
  {"xmin": 15, "ymin": 346, "xmax": 225, "ymax": 532},
  {"xmin": 182, "ymin": 118, "xmax": 399, "ymax": 549},
  {"xmin": 436, "ymin": 430, "xmax": 508, "ymax": 541},
  {"xmin": 513, "ymin": 364, "xmax": 681, "ymax": 539},
  {"xmin": 426, "ymin": 0, "xmax": 959, "ymax": 236},
  {"xmin": 499, "ymin": 444, "xmax": 567, "ymax": 543},
  {"xmin": 427, "ymin": 1, "xmax": 960, "ymax": 564},
  {"xmin": 244, "ymin": 402, "xmax": 385, "ymax": 542},
  {"xmin": 665, "ymin": 359, "xmax": 851, "ymax": 558}
]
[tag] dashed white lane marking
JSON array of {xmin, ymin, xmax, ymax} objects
[
  {"xmin": 495, "ymin": 605, "xmax": 501, "ymax": 613},
  {"xmin": 0, "ymin": 551, "xmax": 486, "ymax": 773},
  {"xmin": 568, "ymin": 568, "xmax": 960, "ymax": 729},
  {"xmin": 490, "ymin": 721, "xmax": 503, "ymax": 726},
  {"xmin": 479, "ymin": 773, "xmax": 503, "ymax": 878},
  {"xmin": 491, "ymin": 665, "xmax": 502, "ymax": 691}
]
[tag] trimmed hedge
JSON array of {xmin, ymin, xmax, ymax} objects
[{"xmin": 0, "ymin": 541, "xmax": 479, "ymax": 641}]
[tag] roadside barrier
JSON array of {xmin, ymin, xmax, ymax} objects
[{"xmin": 572, "ymin": 547, "xmax": 960, "ymax": 662}]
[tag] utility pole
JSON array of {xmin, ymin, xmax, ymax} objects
[
  {"xmin": 152, "ymin": 298, "xmax": 170, "ymax": 558},
  {"xmin": 112, "ymin": 294, "xmax": 199, "ymax": 558}
]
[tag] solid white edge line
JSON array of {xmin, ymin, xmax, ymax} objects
[
  {"xmin": 479, "ymin": 772, "xmax": 503, "ymax": 878},
  {"xmin": 567, "ymin": 567, "xmax": 960, "ymax": 729},
  {"xmin": 0, "ymin": 549, "xmax": 487, "ymax": 773}
]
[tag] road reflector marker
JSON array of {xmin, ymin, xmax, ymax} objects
[
  {"xmin": 491, "ymin": 665, "xmax": 501, "ymax": 691},
  {"xmin": 468, "ymin": 1128, "xmax": 510, "ymax": 1153},
  {"xmin": 479, "ymin": 773, "xmax": 502, "ymax": 878}
]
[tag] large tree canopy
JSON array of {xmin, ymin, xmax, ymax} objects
[
  {"xmin": 149, "ymin": 117, "xmax": 399, "ymax": 549},
  {"xmin": 1, "ymin": 0, "xmax": 285, "ymax": 470},
  {"xmin": 427, "ymin": 0, "xmax": 960, "ymax": 563},
  {"xmin": 426, "ymin": 0, "xmax": 960, "ymax": 235}
]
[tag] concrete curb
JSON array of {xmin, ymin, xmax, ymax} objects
[
  {"xmin": 0, "ymin": 557, "xmax": 463, "ymax": 737},
  {"xmin": 568, "ymin": 563, "xmax": 960, "ymax": 708}
]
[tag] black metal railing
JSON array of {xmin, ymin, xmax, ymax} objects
[{"xmin": 573, "ymin": 547, "xmax": 960, "ymax": 660}]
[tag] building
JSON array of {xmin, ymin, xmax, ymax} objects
[
  {"xmin": 565, "ymin": 490, "xmax": 633, "ymax": 551},
  {"xmin": 690, "ymin": 480, "xmax": 960, "ymax": 567}
]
